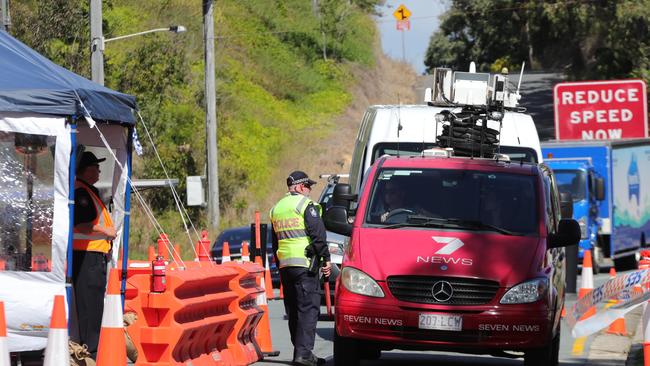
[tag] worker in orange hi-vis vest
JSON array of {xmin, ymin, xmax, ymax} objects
[{"xmin": 72, "ymin": 151, "xmax": 116, "ymax": 360}]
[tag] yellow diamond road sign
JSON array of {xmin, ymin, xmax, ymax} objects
[{"xmin": 393, "ymin": 4, "xmax": 412, "ymax": 21}]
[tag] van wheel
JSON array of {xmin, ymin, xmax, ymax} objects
[
  {"xmin": 334, "ymin": 330, "xmax": 360, "ymax": 366},
  {"xmin": 359, "ymin": 341, "xmax": 381, "ymax": 360},
  {"xmin": 614, "ymin": 254, "xmax": 638, "ymax": 271},
  {"xmin": 524, "ymin": 331, "xmax": 559, "ymax": 366}
]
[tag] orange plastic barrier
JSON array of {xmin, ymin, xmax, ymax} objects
[
  {"xmin": 121, "ymin": 257, "xmax": 266, "ymax": 366},
  {"xmin": 223, "ymin": 262, "xmax": 266, "ymax": 364}
]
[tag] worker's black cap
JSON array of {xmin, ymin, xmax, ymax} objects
[
  {"xmin": 287, "ymin": 171, "xmax": 317, "ymax": 187},
  {"xmin": 77, "ymin": 151, "xmax": 106, "ymax": 172}
]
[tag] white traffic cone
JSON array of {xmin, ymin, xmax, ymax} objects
[
  {"xmin": 0, "ymin": 302, "xmax": 10, "ymax": 366},
  {"xmin": 43, "ymin": 295, "xmax": 69, "ymax": 366}
]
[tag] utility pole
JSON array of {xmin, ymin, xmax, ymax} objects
[
  {"xmin": 203, "ymin": 0, "xmax": 220, "ymax": 230},
  {"xmin": 1, "ymin": 0, "xmax": 10, "ymax": 32},
  {"xmin": 90, "ymin": 0, "xmax": 104, "ymax": 84}
]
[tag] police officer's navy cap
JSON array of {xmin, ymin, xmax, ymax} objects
[
  {"xmin": 287, "ymin": 170, "xmax": 317, "ymax": 187},
  {"xmin": 77, "ymin": 151, "xmax": 106, "ymax": 171}
]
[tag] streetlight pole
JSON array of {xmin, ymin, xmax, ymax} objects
[
  {"xmin": 1, "ymin": 0, "xmax": 10, "ymax": 32},
  {"xmin": 203, "ymin": 0, "xmax": 220, "ymax": 230},
  {"xmin": 89, "ymin": 0, "xmax": 186, "ymax": 86},
  {"xmin": 90, "ymin": 0, "xmax": 103, "ymax": 84}
]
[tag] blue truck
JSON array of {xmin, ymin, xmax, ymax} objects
[{"xmin": 541, "ymin": 139, "xmax": 650, "ymax": 272}]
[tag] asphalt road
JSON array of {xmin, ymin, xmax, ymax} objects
[{"xmin": 254, "ymin": 267, "xmax": 632, "ymax": 366}]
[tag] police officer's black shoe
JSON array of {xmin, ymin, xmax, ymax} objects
[{"xmin": 292, "ymin": 354, "xmax": 325, "ymax": 366}]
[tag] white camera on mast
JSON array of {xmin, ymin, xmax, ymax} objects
[{"xmin": 425, "ymin": 61, "xmax": 525, "ymax": 109}]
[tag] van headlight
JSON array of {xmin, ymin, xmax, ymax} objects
[
  {"xmin": 578, "ymin": 217, "xmax": 588, "ymax": 239},
  {"xmin": 341, "ymin": 267, "xmax": 384, "ymax": 298},
  {"xmin": 500, "ymin": 278, "xmax": 548, "ymax": 304}
]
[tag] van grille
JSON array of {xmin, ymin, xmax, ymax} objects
[{"xmin": 387, "ymin": 276, "xmax": 499, "ymax": 305}]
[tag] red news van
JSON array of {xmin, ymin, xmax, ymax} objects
[{"xmin": 324, "ymin": 153, "xmax": 580, "ymax": 366}]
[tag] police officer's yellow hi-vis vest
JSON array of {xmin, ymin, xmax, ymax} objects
[
  {"xmin": 270, "ymin": 193, "xmax": 322, "ymax": 269},
  {"xmin": 72, "ymin": 181, "xmax": 113, "ymax": 254}
]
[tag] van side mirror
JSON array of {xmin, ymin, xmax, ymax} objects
[
  {"xmin": 325, "ymin": 183, "xmax": 355, "ymax": 236},
  {"xmin": 595, "ymin": 178, "xmax": 605, "ymax": 201},
  {"xmin": 332, "ymin": 183, "xmax": 357, "ymax": 208},
  {"xmin": 324, "ymin": 206, "xmax": 353, "ymax": 236},
  {"xmin": 559, "ymin": 192, "xmax": 573, "ymax": 218},
  {"xmin": 548, "ymin": 219, "xmax": 581, "ymax": 248}
]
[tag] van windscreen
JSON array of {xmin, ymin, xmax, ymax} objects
[
  {"xmin": 372, "ymin": 143, "xmax": 438, "ymax": 163},
  {"xmin": 373, "ymin": 143, "xmax": 537, "ymax": 164},
  {"xmin": 365, "ymin": 168, "xmax": 538, "ymax": 235}
]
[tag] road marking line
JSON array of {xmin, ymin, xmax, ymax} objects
[{"xmin": 572, "ymin": 336, "xmax": 587, "ymax": 356}]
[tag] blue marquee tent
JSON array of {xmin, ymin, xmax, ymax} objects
[{"xmin": 0, "ymin": 29, "xmax": 136, "ymax": 124}]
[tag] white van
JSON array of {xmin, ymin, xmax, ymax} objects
[{"xmin": 348, "ymin": 104, "xmax": 543, "ymax": 194}]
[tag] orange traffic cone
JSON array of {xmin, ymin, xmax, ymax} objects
[
  {"xmin": 43, "ymin": 295, "xmax": 69, "ymax": 366},
  {"xmin": 196, "ymin": 230, "xmax": 211, "ymax": 262},
  {"xmin": 241, "ymin": 241, "xmax": 250, "ymax": 262},
  {"xmin": 561, "ymin": 306, "xmax": 566, "ymax": 318},
  {"xmin": 578, "ymin": 250, "xmax": 596, "ymax": 320},
  {"xmin": 221, "ymin": 241, "xmax": 231, "ymax": 263},
  {"xmin": 605, "ymin": 268, "xmax": 627, "ymax": 335},
  {"xmin": 157, "ymin": 234, "xmax": 170, "ymax": 261},
  {"xmin": 254, "ymin": 256, "xmax": 279, "ymax": 357},
  {"xmin": 0, "ymin": 302, "xmax": 9, "ymax": 366},
  {"xmin": 279, "ymin": 283, "xmax": 284, "ymax": 300},
  {"xmin": 0, "ymin": 258, "xmax": 5, "ymax": 271},
  {"xmin": 264, "ymin": 256, "xmax": 274, "ymax": 300},
  {"xmin": 96, "ymin": 269, "xmax": 126, "ymax": 366},
  {"xmin": 148, "ymin": 245, "xmax": 156, "ymax": 262}
]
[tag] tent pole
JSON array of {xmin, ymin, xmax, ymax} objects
[
  {"xmin": 121, "ymin": 127, "xmax": 133, "ymax": 309},
  {"xmin": 66, "ymin": 119, "xmax": 77, "ymax": 335}
]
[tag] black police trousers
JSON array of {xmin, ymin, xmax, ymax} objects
[
  {"xmin": 280, "ymin": 266, "xmax": 320, "ymax": 360},
  {"xmin": 72, "ymin": 251, "xmax": 108, "ymax": 357}
]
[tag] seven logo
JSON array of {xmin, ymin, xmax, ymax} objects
[{"xmin": 432, "ymin": 236, "xmax": 464, "ymax": 255}]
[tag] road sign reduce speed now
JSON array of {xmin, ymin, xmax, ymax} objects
[{"xmin": 554, "ymin": 80, "xmax": 648, "ymax": 141}]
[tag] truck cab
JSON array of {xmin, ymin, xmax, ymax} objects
[
  {"xmin": 545, "ymin": 159, "xmax": 605, "ymax": 272},
  {"xmin": 324, "ymin": 152, "xmax": 580, "ymax": 366}
]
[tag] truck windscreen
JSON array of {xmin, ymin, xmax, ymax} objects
[
  {"xmin": 366, "ymin": 168, "xmax": 538, "ymax": 235},
  {"xmin": 553, "ymin": 170, "xmax": 586, "ymax": 202}
]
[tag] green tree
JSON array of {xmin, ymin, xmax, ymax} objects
[{"xmin": 424, "ymin": 1, "xmax": 650, "ymax": 82}]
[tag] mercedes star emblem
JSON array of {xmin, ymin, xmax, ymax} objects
[{"xmin": 431, "ymin": 280, "xmax": 454, "ymax": 302}]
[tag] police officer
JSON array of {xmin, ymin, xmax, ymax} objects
[
  {"xmin": 271, "ymin": 171, "xmax": 331, "ymax": 366},
  {"xmin": 72, "ymin": 151, "xmax": 116, "ymax": 358}
]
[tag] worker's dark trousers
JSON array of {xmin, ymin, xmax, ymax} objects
[
  {"xmin": 280, "ymin": 266, "xmax": 320, "ymax": 360},
  {"xmin": 72, "ymin": 250, "xmax": 107, "ymax": 358}
]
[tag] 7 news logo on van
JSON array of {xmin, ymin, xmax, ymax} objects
[{"xmin": 416, "ymin": 236, "xmax": 473, "ymax": 266}]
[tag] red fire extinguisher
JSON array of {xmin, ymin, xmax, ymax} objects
[{"xmin": 152, "ymin": 256, "xmax": 166, "ymax": 293}]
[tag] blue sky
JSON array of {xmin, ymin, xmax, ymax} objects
[{"xmin": 375, "ymin": 1, "xmax": 449, "ymax": 74}]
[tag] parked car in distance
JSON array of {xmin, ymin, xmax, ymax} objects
[{"xmin": 211, "ymin": 225, "xmax": 280, "ymax": 288}]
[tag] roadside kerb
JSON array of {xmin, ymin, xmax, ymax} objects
[
  {"xmin": 625, "ymin": 307, "xmax": 645, "ymax": 366},
  {"xmin": 587, "ymin": 305, "xmax": 643, "ymax": 365}
]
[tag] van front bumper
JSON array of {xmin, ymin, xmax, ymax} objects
[{"xmin": 336, "ymin": 297, "xmax": 554, "ymax": 351}]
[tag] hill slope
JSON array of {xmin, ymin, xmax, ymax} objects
[{"xmin": 9, "ymin": 0, "xmax": 418, "ymax": 255}]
